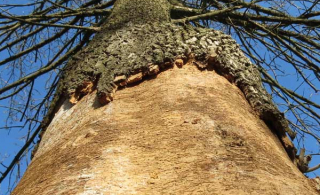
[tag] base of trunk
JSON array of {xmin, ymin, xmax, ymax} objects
[{"xmin": 13, "ymin": 65, "xmax": 317, "ymax": 194}]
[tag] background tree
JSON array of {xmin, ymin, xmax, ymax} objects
[{"xmin": 0, "ymin": 0, "xmax": 320, "ymax": 193}]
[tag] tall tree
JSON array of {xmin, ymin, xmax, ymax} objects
[{"xmin": 0, "ymin": 0, "xmax": 320, "ymax": 194}]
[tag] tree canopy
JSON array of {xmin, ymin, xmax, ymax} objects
[{"xmin": 0, "ymin": 0, "xmax": 320, "ymax": 192}]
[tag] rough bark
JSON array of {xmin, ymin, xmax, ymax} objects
[
  {"xmin": 57, "ymin": 21, "xmax": 297, "ymax": 159},
  {"xmin": 107, "ymin": 0, "xmax": 170, "ymax": 27},
  {"xmin": 13, "ymin": 65, "xmax": 317, "ymax": 194},
  {"xmin": 13, "ymin": 0, "xmax": 317, "ymax": 194}
]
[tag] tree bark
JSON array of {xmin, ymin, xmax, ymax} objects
[
  {"xmin": 13, "ymin": 65, "xmax": 317, "ymax": 194},
  {"xmin": 12, "ymin": 0, "xmax": 318, "ymax": 194}
]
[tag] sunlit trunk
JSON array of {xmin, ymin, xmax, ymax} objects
[
  {"xmin": 13, "ymin": 65, "xmax": 317, "ymax": 194},
  {"xmin": 12, "ymin": 0, "xmax": 317, "ymax": 194}
]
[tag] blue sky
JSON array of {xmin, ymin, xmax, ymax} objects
[{"xmin": 0, "ymin": 1, "xmax": 45, "ymax": 193}]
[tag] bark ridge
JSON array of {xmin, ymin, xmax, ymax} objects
[{"xmin": 57, "ymin": 22, "xmax": 297, "ymax": 163}]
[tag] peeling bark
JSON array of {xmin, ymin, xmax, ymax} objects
[
  {"xmin": 32, "ymin": 0, "xmax": 306, "ymax": 184},
  {"xmin": 14, "ymin": 65, "xmax": 318, "ymax": 195},
  {"xmin": 58, "ymin": 21, "xmax": 297, "ymax": 162}
]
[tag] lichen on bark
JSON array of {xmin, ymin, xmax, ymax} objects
[{"xmin": 42, "ymin": 0, "xmax": 300, "ymax": 169}]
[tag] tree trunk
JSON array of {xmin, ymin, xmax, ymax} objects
[
  {"xmin": 12, "ymin": 0, "xmax": 318, "ymax": 194},
  {"xmin": 13, "ymin": 65, "xmax": 317, "ymax": 194}
]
